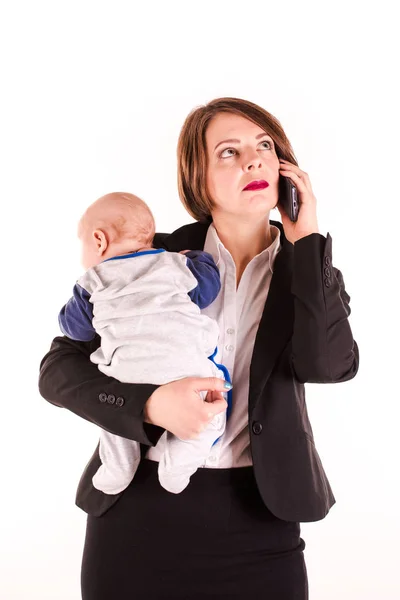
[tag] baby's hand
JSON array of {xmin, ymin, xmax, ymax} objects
[{"xmin": 179, "ymin": 249, "xmax": 191, "ymax": 254}]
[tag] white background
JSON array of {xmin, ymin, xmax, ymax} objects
[{"xmin": 1, "ymin": 1, "xmax": 399, "ymax": 598}]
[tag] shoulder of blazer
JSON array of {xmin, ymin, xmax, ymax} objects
[
  {"xmin": 153, "ymin": 220, "xmax": 210, "ymax": 252},
  {"xmin": 153, "ymin": 219, "xmax": 289, "ymax": 253}
]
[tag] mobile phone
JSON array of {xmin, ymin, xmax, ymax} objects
[{"xmin": 278, "ymin": 174, "xmax": 299, "ymax": 222}]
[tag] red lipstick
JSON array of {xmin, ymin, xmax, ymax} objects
[{"xmin": 243, "ymin": 180, "xmax": 269, "ymax": 191}]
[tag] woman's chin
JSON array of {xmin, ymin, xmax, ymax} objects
[
  {"xmin": 213, "ymin": 199, "xmax": 276, "ymax": 221},
  {"xmin": 245, "ymin": 197, "xmax": 276, "ymax": 215},
  {"xmin": 245, "ymin": 192, "xmax": 274, "ymax": 206}
]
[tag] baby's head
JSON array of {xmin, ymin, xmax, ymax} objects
[{"xmin": 78, "ymin": 192, "xmax": 155, "ymax": 270}]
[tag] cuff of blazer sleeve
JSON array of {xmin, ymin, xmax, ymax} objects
[
  {"xmin": 293, "ymin": 232, "xmax": 327, "ymax": 252},
  {"xmin": 292, "ymin": 232, "xmax": 330, "ymax": 294},
  {"xmin": 76, "ymin": 381, "xmax": 163, "ymax": 446},
  {"xmin": 143, "ymin": 421, "xmax": 165, "ymax": 446}
]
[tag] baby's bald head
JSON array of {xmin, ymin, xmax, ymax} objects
[{"xmin": 78, "ymin": 192, "xmax": 156, "ymax": 269}]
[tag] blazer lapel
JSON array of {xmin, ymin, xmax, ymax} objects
[{"xmin": 248, "ymin": 222, "xmax": 294, "ymax": 413}]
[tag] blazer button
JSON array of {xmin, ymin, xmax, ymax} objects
[
  {"xmin": 324, "ymin": 267, "xmax": 331, "ymax": 278},
  {"xmin": 324, "ymin": 278, "xmax": 331, "ymax": 288},
  {"xmin": 252, "ymin": 421, "xmax": 263, "ymax": 435},
  {"xmin": 116, "ymin": 396, "xmax": 125, "ymax": 407},
  {"xmin": 324, "ymin": 256, "xmax": 331, "ymax": 266},
  {"xmin": 99, "ymin": 393, "xmax": 107, "ymax": 403},
  {"xmin": 107, "ymin": 394, "xmax": 116, "ymax": 404}
]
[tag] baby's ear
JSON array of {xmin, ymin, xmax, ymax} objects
[{"xmin": 93, "ymin": 229, "xmax": 108, "ymax": 254}]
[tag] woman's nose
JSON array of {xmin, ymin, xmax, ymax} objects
[{"xmin": 244, "ymin": 154, "xmax": 262, "ymax": 171}]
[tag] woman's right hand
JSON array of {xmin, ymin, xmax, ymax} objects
[{"xmin": 143, "ymin": 377, "xmax": 230, "ymax": 440}]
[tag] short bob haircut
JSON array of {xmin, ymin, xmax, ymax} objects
[{"xmin": 177, "ymin": 97, "xmax": 298, "ymax": 223}]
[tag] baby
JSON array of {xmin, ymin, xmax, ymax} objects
[{"xmin": 59, "ymin": 192, "xmax": 231, "ymax": 494}]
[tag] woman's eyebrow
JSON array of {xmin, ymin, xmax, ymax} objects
[{"xmin": 214, "ymin": 132, "xmax": 272, "ymax": 152}]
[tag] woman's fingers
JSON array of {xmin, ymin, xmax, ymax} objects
[
  {"xmin": 205, "ymin": 398, "xmax": 228, "ymax": 419},
  {"xmin": 143, "ymin": 376, "xmax": 231, "ymax": 440},
  {"xmin": 193, "ymin": 376, "xmax": 232, "ymax": 393},
  {"xmin": 204, "ymin": 389, "xmax": 224, "ymax": 403},
  {"xmin": 278, "ymin": 159, "xmax": 319, "ymax": 243}
]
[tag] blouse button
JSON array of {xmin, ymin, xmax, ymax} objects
[
  {"xmin": 225, "ymin": 344, "xmax": 234, "ymax": 352},
  {"xmin": 226, "ymin": 328, "xmax": 235, "ymax": 334}
]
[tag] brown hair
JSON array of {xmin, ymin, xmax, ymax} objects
[{"xmin": 177, "ymin": 97, "xmax": 298, "ymax": 222}]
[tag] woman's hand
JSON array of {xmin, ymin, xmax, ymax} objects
[
  {"xmin": 143, "ymin": 377, "xmax": 230, "ymax": 440},
  {"xmin": 276, "ymin": 158, "xmax": 320, "ymax": 244}
]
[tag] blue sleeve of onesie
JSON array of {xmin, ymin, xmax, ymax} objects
[
  {"xmin": 58, "ymin": 283, "xmax": 96, "ymax": 342},
  {"xmin": 185, "ymin": 250, "xmax": 221, "ymax": 309}
]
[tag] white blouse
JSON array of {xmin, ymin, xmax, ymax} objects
[{"xmin": 199, "ymin": 223, "xmax": 281, "ymax": 468}]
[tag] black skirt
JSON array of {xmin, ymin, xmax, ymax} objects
[{"xmin": 81, "ymin": 458, "xmax": 308, "ymax": 599}]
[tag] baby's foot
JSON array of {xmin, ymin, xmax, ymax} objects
[{"xmin": 158, "ymin": 468, "xmax": 191, "ymax": 494}]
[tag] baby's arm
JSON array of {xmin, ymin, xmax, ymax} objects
[
  {"xmin": 184, "ymin": 250, "xmax": 221, "ymax": 309},
  {"xmin": 58, "ymin": 283, "xmax": 96, "ymax": 341}
]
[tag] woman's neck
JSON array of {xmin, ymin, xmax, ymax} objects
[{"xmin": 211, "ymin": 214, "xmax": 275, "ymax": 287}]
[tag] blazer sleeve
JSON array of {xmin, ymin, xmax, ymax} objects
[
  {"xmin": 290, "ymin": 232, "xmax": 359, "ymax": 384},
  {"xmin": 38, "ymin": 335, "xmax": 165, "ymax": 446},
  {"xmin": 185, "ymin": 250, "xmax": 221, "ymax": 309}
]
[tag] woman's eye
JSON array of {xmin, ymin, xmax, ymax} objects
[
  {"xmin": 219, "ymin": 140, "xmax": 273, "ymax": 159},
  {"xmin": 220, "ymin": 148, "xmax": 237, "ymax": 158}
]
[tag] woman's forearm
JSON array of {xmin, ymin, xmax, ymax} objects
[{"xmin": 38, "ymin": 335, "xmax": 164, "ymax": 445}]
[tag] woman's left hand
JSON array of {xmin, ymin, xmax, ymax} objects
[{"xmin": 276, "ymin": 159, "xmax": 320, "ymax": 244}]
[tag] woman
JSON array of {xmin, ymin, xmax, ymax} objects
[{"xmin": 39, "ymin": 97, "xmax": 359, "ymax": 599}]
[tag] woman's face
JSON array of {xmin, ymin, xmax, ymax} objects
[{"xmin": 205, "ymin": 112, "xmax": 280, "ymax": 220}]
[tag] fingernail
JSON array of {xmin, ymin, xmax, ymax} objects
[{"xmin": 224, "ymin": 381, "xmax": 233, "ymax": 389}]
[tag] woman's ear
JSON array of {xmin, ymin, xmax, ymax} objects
[{"xmin": 93, "ymin": 229, "xmax": 108, "ymax": 256}]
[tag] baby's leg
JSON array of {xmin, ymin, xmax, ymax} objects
[
  {"xmin": 92, "ymin": 430, "xmax": 141, "ymax": 494},
  {"xmin": 158, "ymin": 386, "xmax": 227, "ymax": 494}
]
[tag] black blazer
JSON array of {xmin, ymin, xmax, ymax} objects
[{"xmin": 39, "ymin": 219, "xmax": 359, "ymax": 522}]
